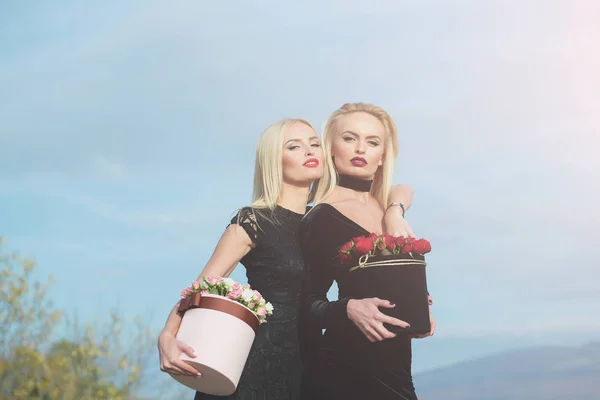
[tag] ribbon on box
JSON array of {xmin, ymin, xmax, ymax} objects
[{"xmin": 178, "ymin": 293, "xmax": 260, "ymax": 331}]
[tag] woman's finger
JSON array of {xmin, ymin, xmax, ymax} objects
[
  {"xmin": 373, "ymin": 322, "xmax": 396, "ymax": 340},
  {"xmin": 377, "ymin": 313, "xmax": 410, "ymax": 329},
  {"xmin": 366, "ymin": 326, "xmax": 384, "ymax": 342},
  {"xmin": 172, "ymin": 359, "xmax": 202, "ymax": 376}
]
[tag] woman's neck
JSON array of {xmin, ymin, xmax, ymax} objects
[
  {"xmin": 333, "ymin": 173, "xmax": 375, "ymax": 204},
  {"xmin": 277, "ymin": 182, "xmax": 310, "ymax": 214},
  {"xmin": 332, "ymin": 185, "xmax": 373, "ymax": 204}
]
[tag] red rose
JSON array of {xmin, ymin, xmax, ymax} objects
[
  {"xmin": 382, "ymin": 234, "xmax": 396, "ymax": 251},
  {"xmin": 354, "ymin": 236, "xmax": 375, "ymax": 255},
  {"xmin": 395, "ymin": 236, "xmax": 406, "ymax": 247},
  {"xmin": 339, "ymin": 241, "xmax": 354, "ymax": 254},
  {"xmin": 402, "ymin": 243, "xmax": 413, "ymax": 253},
  {"xmin": 411, "ymin": 239, "xmax": 427, "ymax": 253},
  {"xmin": 405, "ymin": 236, "xmax": 416, "ymax": 244},
  {"xmin": 422, "ymin": 239, "xmax": 432, "ymax": 253}
]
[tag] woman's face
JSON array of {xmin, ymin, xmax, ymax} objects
[
  {"xmin": 281, "ymin": 122, "xmax": 324, "ymax": 186},
  {"xmin": 330, "ymin": 112, "xmax": 385, "ymax": 180}
]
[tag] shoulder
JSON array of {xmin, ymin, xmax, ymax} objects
[
  {"xmin": 230, "ymin": 206, "xmax": 271, "ymax": 245},
  {"xmin": 301, "ymin": 203, "xmax": 331, "ymax": 225},
  {"xmin": 299, "ymin": 203, "xmax": 337, "ymax": 239}
]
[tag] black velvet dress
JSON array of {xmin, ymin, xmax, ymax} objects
[
  {"xmin": 299, "ymin": 203, "xmax": 419, "ymax": 400},
  {"xmin": 195, "ymin": 206, "xmax": 305, "ymax": 400}
]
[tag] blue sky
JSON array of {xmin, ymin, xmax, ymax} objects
[{"xmin": 1, "ymin": 0, "xmax": 599, "ymax": 386}]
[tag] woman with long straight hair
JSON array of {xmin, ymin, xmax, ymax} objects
[{"xmin": 300, "ymin": 102, "xmax": 435, "ymax": 399}]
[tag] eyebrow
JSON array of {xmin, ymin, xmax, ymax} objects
[
  {"xmin": 285, "ymin": 136, "xmax": 320, "ymax": 145},
  {"xmin": 340, "ymin": 131, "xmax": 382, "ymax": 140}
]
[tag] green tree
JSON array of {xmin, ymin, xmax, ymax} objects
[{"xmin": 0, "ymin": 237, "xmax": 155, "ymax": 400}]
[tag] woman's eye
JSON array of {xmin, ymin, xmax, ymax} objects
[
  {"xmin": 368, "ymin": 141, "xmax": 380, "ymax": 146},
  {"xmin": 287, "ymin": 145, "xmax": 300, "ymax": 150},
  {"xmin": 311, "ymin": 143, "xmax": 321, "ymax": 148},
  {"xmin": 342, "ymin": 136, "xmax": 354, "ymax": 142}
]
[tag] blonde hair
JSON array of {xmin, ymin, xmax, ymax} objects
[
  {"xmin": 310, "ymin": 102, "xmax": 398, "ymax": 209},
  {"xmin": 247, "ymin": 118, "xmax": 315, "ymax": 220}
]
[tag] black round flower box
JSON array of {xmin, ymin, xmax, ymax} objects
[{"xmin": 343, "ymin": 252, "xmax": 430, "ymax": 335}]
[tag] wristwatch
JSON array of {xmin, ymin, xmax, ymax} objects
[{"xmin": 387, "ymin": 202, "xmax": 405, "ymax": 217}]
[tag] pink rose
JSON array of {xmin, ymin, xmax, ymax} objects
[
  {"xmin": 192, "ymin": 281, "xmax": 201, "ymax": 291},
  {"xmin": 180, "ymin": 287, "xmax": 194, "ymax": 298},
  {"xmin": 232, "ymin": 282, "xmax": 242, "ymax": 291},
  {"xmin": 256, "ymin": 307, "xmax": 267, "ymax": 317},
  {"xmin": 206, "ymin": 276, "xmax": 219, "ymax": 285},
  {"xmin": 228, "ymin": 289, "xmax": 242, "ymax": 300}
]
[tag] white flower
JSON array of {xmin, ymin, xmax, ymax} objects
[
  {"xmin": 265, "ymin": 302, "xmax": 274, "ymax": 314},
  {"xmin": 222, "ymin": 277, "xmax": 235, "ymax": 289},
  {"xmin": 241, "ymin": 289, "xmax": 254, "ymax": 303}
]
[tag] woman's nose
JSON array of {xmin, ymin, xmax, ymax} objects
[{"xmin": 354, "ymin": 142, "xmax": 366, "ymax": 154}]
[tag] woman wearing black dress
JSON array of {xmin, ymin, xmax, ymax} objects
[
  {"xmin": 300, "ymin": 102, "xmax": 435, "ymax": 399},
  {"xmin": 157, "ymin": 118, "xmax": 324, "ymax": 399}
]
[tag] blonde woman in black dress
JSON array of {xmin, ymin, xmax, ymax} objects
[{"xmin": 300, "ymin": 102, "xmax": 435, "ymax": 399}]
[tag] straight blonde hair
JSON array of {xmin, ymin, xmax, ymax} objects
[
  {"xmin": 246, "ymin": 118, "xmax": 315, "ymax": 222},
  {"xmin": 310, "ymin": 102, "xmax": 398, "ymax": 209}
]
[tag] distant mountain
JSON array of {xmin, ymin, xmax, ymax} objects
[{"xmin": 414, "ymin": 341, "xmax": 600, "ymax": 400}]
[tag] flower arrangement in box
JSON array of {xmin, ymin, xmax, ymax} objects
[
  {"xmin": 338, "ymin": 233, "xmax": 432, "ymax": 335},
  {"xmin": 179, "ymin": 276, "xmax": 274, "ymax": 324},
  {"xmin": 339, "ymin": 233, "xmax": 431, "ymax": 266}
]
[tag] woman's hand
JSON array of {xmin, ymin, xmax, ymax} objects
[
  {"xmin": 384, "ymin": 184, "xmax": 416, "ymax": 237},
  {"xmin": 384, "ymin": 208, "xmax": 415, "ymax": 238},
  {"xmin": 158, "ymin": 332, "xmax": 201, "ymax": 377},
  {"xmin": 346, "ymin": 298, "xmax": 411, "ymax": 342}
]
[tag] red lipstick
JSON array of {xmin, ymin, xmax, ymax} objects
[
  {"xmin": 303, "ymin": 158, "xmax": 320, "ymax": 168},
  {"xmin": 351, "ymin": 157, "xmax": 367, "ymax": 167}
]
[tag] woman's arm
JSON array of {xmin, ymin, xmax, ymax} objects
[
  {"xmin": 158, "ymin": 210, "xmax": 256, "ymax": 376},
  {"xmin": 384, "ymin": 184, "xmax": 415, "ymax": 237},
  {"xmin": 159, "ymin": 223, "xmax": 254, "ymax": 337}
]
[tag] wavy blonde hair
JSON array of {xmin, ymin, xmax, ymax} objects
[
  {"xmin": 310, "ymin": 102, "xmax": 398, "ymax": 209},
  {"xmin": 248, "ymin": 118, "xmax": 315, "ymax": 219}
]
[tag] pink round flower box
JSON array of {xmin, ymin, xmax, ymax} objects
[{"xmin": 169, "ymin": 293, "xmax": 260, "ymax": 396}]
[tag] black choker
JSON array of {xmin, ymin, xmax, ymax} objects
[{"xmin": 337, "ymin": 174, "xmax": 373, "ymax": 192}]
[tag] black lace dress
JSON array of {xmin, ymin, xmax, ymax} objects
[
  {"xmin": 299, "ymin": 203, "xmax": 419, "ymax": 400},
  {"xmin": 195, "ymin": 206, "xmax": 305, "ymax": 400}
]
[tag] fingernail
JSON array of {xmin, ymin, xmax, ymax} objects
[
  {"xmin": 389, "ymin": 302, "xmax": 395, "ymax": 306},
  {"xmin": 197, "ymin": 373, "xmax": 202, "ymax": 378}
]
